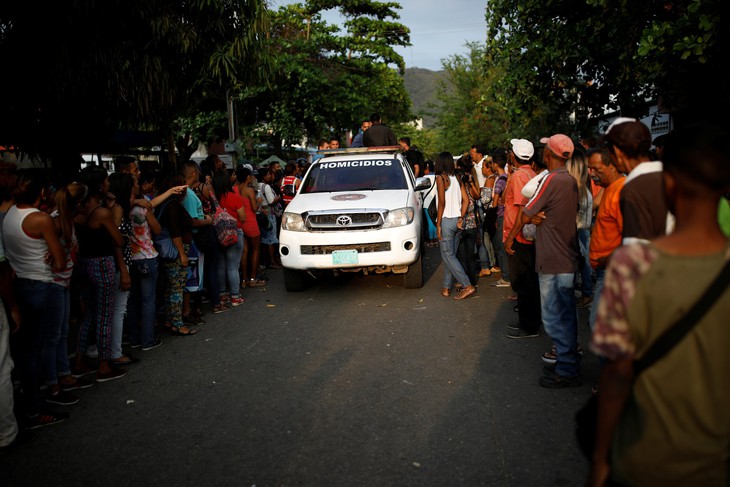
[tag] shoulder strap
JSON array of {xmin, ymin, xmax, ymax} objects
[
  {"xmin": 634, "ymin": 257, "xmax": 730, "ymax": 376},
  {"xmin": 207, "ymin": 186, "xmax": 220, "ymax": 208}
]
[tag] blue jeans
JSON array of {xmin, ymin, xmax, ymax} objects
[
  {"xmin": 15, "ymin": 278, "xmax": 66, "ymax": 415},
  {"xmin": 439, "ymin": 217, "xmax": 471, "ymax": 289},
  {"xmin": 127, "ymin": 258, "xmax": 159, "ymax": 348},
  {"xmin": 217, "ymin": 229, "xmax": 244, "ymax": 297},
  {"xmin": 538, "ymin": 273, "xmax": 580, "ymax": 377},
  {"xmin": 577, "ymin": 229, "xmax": 592, "ymax": 297}
]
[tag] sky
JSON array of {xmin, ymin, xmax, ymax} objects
[{"xmin": 271, "ymin": 0, "xmax": 488, "ymax": 71}]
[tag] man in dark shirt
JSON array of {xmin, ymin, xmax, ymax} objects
[
  {"xmin": 363, "ymin": 112, "xmax": 397, "ymax": 147},
  {"xmin": 604, "ymin": 118, "xmax": 671, "ymax": 245},
  {"xmin": 398, "ymin": 137, "xmax": 424, "ymax": 177},
  {"xmin": 523, "ymin": 133, "xmax": 581, "ymax": 388}
]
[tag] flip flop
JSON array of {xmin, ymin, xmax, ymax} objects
[{"xmin": 170, "ymin": 326, "xmax": 197, "ymax": 336}]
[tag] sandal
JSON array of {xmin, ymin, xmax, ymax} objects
[
  {"xmin": 248, "ymin": 279, "xmax": 266, "ymax": 288},
  {"xmin": 440, "ymin": 288, "xmax": 450, "ymax": 297},
  {"xmin": 169, "ymin": 326, "xmax": 197, "ymax": 336}
]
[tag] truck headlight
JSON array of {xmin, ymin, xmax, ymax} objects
[
  {"xmin": 382, "ymin": 207, "xmax": 415, "ymax": 228},
  {"xmin": 282, "ymin": 212, "xmax": 306, "ymax": 231}
]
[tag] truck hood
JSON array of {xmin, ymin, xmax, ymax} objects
[{"xmin": 285, "ymin": 190, "xmax": 411, "ymax": 214}]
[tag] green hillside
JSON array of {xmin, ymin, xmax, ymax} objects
[{"xmin": 404, "ymin": 67, "xmax": 447, "ymax": 129}]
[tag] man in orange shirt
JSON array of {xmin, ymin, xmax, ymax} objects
[{"xmin": 587, "ymin": 146, "xmax": 625, "ymax": 330}]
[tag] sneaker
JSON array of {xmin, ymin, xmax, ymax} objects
[
  {"xmin": 212, "ymin": 303, "xmax": 228, "ymax": 314},
  {"xmin": 506, "ymin": 323, "xmax": 521, "ymax": 330},
  {"xmin": 24, "ymin": 412, "xmax": 69, "ymax": 430},
  {"xmin": 506, "ymin": 329, "xmax": 540, "ymax": 339},
  {"xmin": 229, "ymin": 296, "xmax": 245, "ymax": 307},
  {"xmin": 46, "ymin": 390, "xmax": 79, "ymax": 406},
  {"xmin": 71, "ymin": 365, "xmax": 97, "ymax": 378},
  {"xmin": 201, "ymin": 295, "xmax": 211, "ymax": 304},
  {"xmin": 96, "ymin": 368, "xmax": 127, "ymax": 383},
  {"xmin": 491, "ymin": 279, "xmax": 511, "ymax": 288},
  {"xmin": 490, "ymin": 266, "xmax": 501, "ymax": 273},
  {"xmin": 541, "ymin": 345, "xmax": 584, "ymax": 364},
  {"xmin": 130, "ymin": 343, "xmax": 141, "ymax": 349},
  {"xmin": 541, "ymin": 350, "xmax": 557, "ymax": 364},
  {"xmin": 539, "ymin": 370, "xmax": 582, "ymax": 389},
  {"xmin": 85, "ymin": 344, "xmax": 99, "ymax": 359},
  {"xmin": 60, "ymin": 376, "xmax": 94, "ymax": 391},
  {"xmin": 577, "ymin": 296, "xmax": 593, "ymax": 309},
  {"xmin": 141, "ymin": 338, "xmax": 163, "ymax": 351}
]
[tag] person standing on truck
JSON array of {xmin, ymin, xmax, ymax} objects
[
  {"xmin": 399, "ymin": 137, "xmax": 424, "ymax": 177},
  {"xmin": 363, "ymin": 112, "xmax": 397, "ymax": 147}
]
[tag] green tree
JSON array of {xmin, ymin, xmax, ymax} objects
[
  {"xmin": 483, "ymin": 0, "xmax": 725, "ymax": 135},
  {"xmin": 236, "ymin": 1, "xmax": 414, "ymax": 153},
  {"xmin": 0, "ymin": 0, "xmax": 271, "ymax": 166}
]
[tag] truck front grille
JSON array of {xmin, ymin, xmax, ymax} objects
[
  {"xmin": 300, "ymin": 242, "xmax": 391, "ymax": 255},
  {"xmin": 306, "ymin": 211, "xmax": 384, "ymax": 230}
]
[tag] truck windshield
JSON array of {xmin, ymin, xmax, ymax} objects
[{"xmin": 300, "ymin": 158, "xmax": 407, "ymax": 193}]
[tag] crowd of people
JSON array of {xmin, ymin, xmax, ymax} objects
[
  {"xmin": 2, "ymin": 117, "xmax": 729, "ymax": 485},
  {"xmin": 0, "ymin": 153, "xmax": 301, "ymax": 445},
  {"xmin": 428, "ymin": 120, "xmax": 730, "ymax": 485}
]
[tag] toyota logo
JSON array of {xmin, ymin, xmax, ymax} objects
[{"xmin": 336, "ymin": 215, "xmax": 352, "ymax": 226}]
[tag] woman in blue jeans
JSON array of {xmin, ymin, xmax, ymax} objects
[
  {"xmin": 3, "ymin": 169, "xmax": 67, "ymax": 425},
  {"xmin": 127, "ymin": 176, "xmax": 164, "ymax": 350},
  {"xmin": 435, "ymin": 152, "xmax": 476, "ymax": 300},
  {"xmin": 212, "ymin": 170, "xmax": 245, "ymax": 306}
]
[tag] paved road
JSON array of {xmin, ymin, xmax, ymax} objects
[{"xmin": 2, "ymin": 246, "xmax": 597, "ymax": 486}]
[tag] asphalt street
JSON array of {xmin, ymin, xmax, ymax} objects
[{"xmin": 1, "ymin": 245, "xmax": 597, "ymax": 486}]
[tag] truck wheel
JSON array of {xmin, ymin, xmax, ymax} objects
[
  {"xmin": 283, "ymin": 268, "xmax": 307, "ymax": 292},
  {"xmin": 404, "ymin": 251, "xmax": 424, "ymax": 289}
]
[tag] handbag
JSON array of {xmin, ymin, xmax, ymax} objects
[
  {"xmin": 153, "ymin": 202, "xmax": 179, "ymax": 260},
  {"xmin": 207, "ymin": 190, "xmax": 239, "ymax": 247},
  {"xmin": 575, "ymin": 257, "xmax": 730, "ymax": 460},
  {"xmin": 256, "ymin": 211, "xmax": 272, "ymax": 231}
]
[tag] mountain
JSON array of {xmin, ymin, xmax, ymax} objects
[{"xmin": 403, "ymin": 67, "xmax": 447, "ymax": 129}]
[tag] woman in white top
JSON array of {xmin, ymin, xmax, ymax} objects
[
  {"xmin": 435, "ymin": 152, "xmax": 476, "ymax": 300},
  {"xmin": 2, "ymin": 169, "xmax": 67, "ymax": 423}
]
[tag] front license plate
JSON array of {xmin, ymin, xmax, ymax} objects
[{"xmin": 332, "ymin": 249, "xmax": 358, "ymax": 265}]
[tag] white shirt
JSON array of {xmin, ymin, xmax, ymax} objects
[{"xmin": 474, "ymin": 157, "xmax": 488, "ymax": 188}]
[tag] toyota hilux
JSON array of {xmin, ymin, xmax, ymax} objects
[{"xmin": 278, "ymin": 147, "xmax": 432, "ymax": 291}]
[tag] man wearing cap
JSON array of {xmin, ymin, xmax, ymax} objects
[
  {"xmin": 522, "ymin": 134, "xmax": 581, "ymax": 388},
  {"xmin": 604, "ymin": 118, "xmax": 672, "ymax": 245},
  {"xmin": 503, "ymin": 139, "xmax": 541, "ymax": 338}
]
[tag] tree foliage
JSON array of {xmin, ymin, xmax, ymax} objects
[
  {"xmin": 481, "ymin": 0, "xmax": 726, "ymax": 137},
  {"xmin": 0, "ymin": 0, "xmax": 271, "ymax": 163},
  {"xmin": 237, "ymin": 1, "xmax": 414, "ymax": 152}
]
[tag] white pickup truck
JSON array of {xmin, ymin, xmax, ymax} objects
[{"xmin": 278, "ymin": 147, "xmax": 433, "ymax": 291}]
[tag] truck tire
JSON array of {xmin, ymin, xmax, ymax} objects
[
  {"xmin": 403, "ymin": 251, "xmax": 424, "ymax": 289},
  {"xmin": 283, "ymin": 268, "xmax": 307, "ymax": 292}
]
